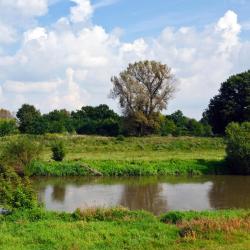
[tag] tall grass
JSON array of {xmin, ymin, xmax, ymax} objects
[{"xmin": 1, "ymin": 208, "xmax": 250, "ymax": 250}]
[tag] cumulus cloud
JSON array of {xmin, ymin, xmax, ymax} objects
[
  {"xmin": 70, "ymin": 0, "xmax": 93, "ymax": 23},
  {"xmin": 23, "ymin": 27, "xmax": 48, "ymax": 44},
  {"xmin": 0, "ymin": 4, "xmax": 250, "ymax": 118},
  {"xmin": 216, "ymin": 10, "xmax": 241, "ymax": 53}
]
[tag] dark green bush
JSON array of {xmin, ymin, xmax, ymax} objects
[
  {"xmin": 0, "ymin": 166, "xmax": 38, "ymax": 209},
  {"xmin": 51, "ymin": 141, "xmax": 66, "ymax": 161},
  {"xmin": 0, "ymin": 119, "xmax": 18, "ymax": 137},
  {"xmin": 225, "ymin": 122, "xmax": 250, "ymax": 174},
  {"xmin": 116, "ymin": 135, "xmax": 125, "ymax": 141},
  {"xmin": 1, "ymin": 136, "xmax": 43, "ymax": 174}
]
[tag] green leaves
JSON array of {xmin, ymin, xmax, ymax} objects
[{"xmin": 225, "ymin": 122, "xmax": 250, "ymax": 174}]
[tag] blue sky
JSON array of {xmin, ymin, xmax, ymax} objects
[
  {"xmin": 38, "ymin": 0, "xmax": 250, "ymax": 41},
  {"xmin": 0, "ymin": 0, "xmax": 250, "ymax": 118}
]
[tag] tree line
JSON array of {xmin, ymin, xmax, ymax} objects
[
  {"xmin": 0, "ymin": 105, "xmax": 211, "ymax": 137},
  {"xmin": 0, "ymin": 60, "xmax": 249, "ymax": 137}
]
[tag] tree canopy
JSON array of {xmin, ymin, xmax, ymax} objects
[
  {"xmin": 110, "ymin": 60, "xmax": 176, "ymax": 135},
  {"xmin": 203, "ymin": 70, "xmax": 250, "ymax": 134}
]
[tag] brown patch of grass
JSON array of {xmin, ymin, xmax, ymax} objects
[
  {"xmin": 177, "ymin": 217, "xmax": 250, "ymax": 242},
  {"xmin": 72, "ymin": 206, "xmax": 138, "ymax": 222}
]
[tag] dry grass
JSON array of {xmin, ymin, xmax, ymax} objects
[{"xmin": 177, "ymin": 217, "xmax": 250, "ymax": 242}]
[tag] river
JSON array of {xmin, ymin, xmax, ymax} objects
[{"xmin": 32, "ymin": 176, "xmax": 250, "ymax": 215}]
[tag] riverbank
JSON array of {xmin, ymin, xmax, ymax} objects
[
  {"xmin": 1, "ymin": 135, "xmax": 227, "ymax": 176},
  {"xmin": 1, "ymin": 208, "xmax": 250, "ymax": 249},
  {"xmin": 27, "ymin": 159, "xmax": 226, "ymax": 176}
]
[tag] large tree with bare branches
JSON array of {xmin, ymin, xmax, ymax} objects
[{"xmin": 110, "ymin": 60, "xmax": 176, "ymax": 135}]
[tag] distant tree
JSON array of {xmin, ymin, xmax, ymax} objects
[
  {"xmin": 110, "ymin": 60, "xmax": 176, "ymax": 136},
  {"xmin": 0, "ymin": 109, "xmax": 13, "ymax": 119},
  {"xmin": 0, "ymin": 119, "xmax": 18, "ymax": 137},
  {"xmin": 16, "ymin": 104, "xmax": 45, "ymax": 134},
  {"xmin": 159, "ymin": 115, "xmax": 176, "ymax": 136},
  {"xmin": 225, "ymin": 122, "xmax": 250, "ymax": 174},
  {"xmin": 169, "ymin": 110, "xmax": 188, "ymax": 136},
  {"xmin": 203, "ymin": 70, "xmax": 250, "ymax": 134},
  {"xmin": 43, "ymin": 109, "xmax": 74, "ymax": 133},
  {"xmin": 72, "ymin": 104, "xmax": 121, "ymax": 136},
  {"xmin": 166, "ymin": 110, "xmax": 212, "ymax": 137}
]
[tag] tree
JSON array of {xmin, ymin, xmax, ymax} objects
[
  {"xmin": 1, "ymin": 136, "xmax": 42, "ymax": 174},
  {"xmin": 0, "ymin": 109, "xmax": 13, "ymax": 119},
  {"xmin": 110, "ymin": 61, "xmax": 176, "ymax": 135},
  {"xmin": 43, "ymin": 109, "xmax": 74, "ymax": 133},
  {"xmin": 0, "ymin": 119, "xmax": 18, "ymax": 137},
  {"xmin": 203, "ymin": 70, "xmax": 250, "ymax": 134},
  {"xmin": 72, "ymin": 105, "xmax": 121, "ymax": 136},
  {"xmin": 225, "ymin": 122, "xmax": 250, "ymax": 174},
  {"xmin": 16, "ymin": 104, "xmax": 44, "ymax": 134}
]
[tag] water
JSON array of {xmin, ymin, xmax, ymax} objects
[{"xmin": 32, "ymin": 176, "xmax": 250, "ymax": 215}]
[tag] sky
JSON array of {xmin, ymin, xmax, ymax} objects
[{"xmin": 0, "ymin": 0, "xmax": 250, "ymax": 119}]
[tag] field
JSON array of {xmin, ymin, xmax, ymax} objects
[
  {"xmin": 1, "ymin": 208, "xmax": 250, "ymax": 250},
  {"xmin": 0, "ymin": 135, "xmax": 226, "ymax": 176}
]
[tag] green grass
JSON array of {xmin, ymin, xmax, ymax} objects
[
  {"xmin": 27, "ymin": 159, "xmax": 226, "ymax": 176},
  {"xmin": 1, "ymin": 208, "xmax": 250, "ymax": 250},
  {"xmin": 0, "ymin": 134, "xmax": 226, "ymax": 176}
]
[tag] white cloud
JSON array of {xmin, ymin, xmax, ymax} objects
[
  {"xmin": 23, "ymin": 27, "xmax": 48, "ymax": 43},
  {"xmin": 93, "ymin": 0, "xmax": 120, "ymax": 9},
  {"xmin": 2, "ymin": 79, "xmax": 62, "ymax": 93},
  {"xmin": 0, "ymin": 0, "xmax": 48, "ymax": 17},
  {"xmin": 216, "ymin": 10, "xmax": 241, "ymax": 53},
  {"xmin": 0, "ymin": 22, "xmax": 16, "ymax": 44},
  {"xmin": 0, "ymin": 7, "xmax": 250, "ymax": 118},
  {"xmin": 70, "ymin": 0, "xmax": 93, "ymax": 23}
]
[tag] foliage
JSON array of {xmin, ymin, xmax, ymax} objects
[
  {"xmin": 0, "ymin": 166, "xmax": 38, "ymax": 209},
  {"xmin": 161, "ymin": 110, "xmax": 212, "ymax": 137},
  {"xmin": 225, "ymin": 122, "xmax": 250, "ymax": 174},
  {"xmin": 43, "ymin": 109, "xmax": 75, "ymax": 133},
  {"xmin": 203, "ymin": 70, "xmax": 250, "ymax": 134},
  {"xmin": 1, "ymin": 136, "xmax": 43, "ymax": 174},
  {"xmin": 51, "ymin": 141, "xmax": 66, "ymax": 162},
  {"xmin": 0, "ymin": 108, "xmax": 13, "ymax": 119},
  {"xmin": 16, "ymin": 104, "xmax": 45, "ymax": 134},
  {"xmin": 159, "ymin": 116, "xmax": 176, "ymax": 136},
  {"xmin": 111, "ymin": 61, "xmax": 176, "ymax": 135},
  {"xmin": 72, "ymin": 104, "xmax": 121, "ymax": 136},
  {"xmin": 0, "ymin": 119, "xmax": 18, "ymax": 137}
]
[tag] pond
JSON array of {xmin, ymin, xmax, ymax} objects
[{"xmin": 32, "ymin": 176, "xmax": 250, "ymax": 215}]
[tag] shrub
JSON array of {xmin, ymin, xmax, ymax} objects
[
  {"xmin": 0, "ymin": 166, "xmax": 38, "ymax": 209},
  {"xmin": 116, "ymin": 134, "xmax": 125, "ymax": 141},
  {"xmin": 51, "ymin": 141, "xmax": 66, "ymax": 161},
  {"xmin": 225, "ymin": 122, "xmax": 250, "ymax": 174},
  {"xmin": 0, "ymin": 119, "xmax": 18, "ymax": 137},
  {"xmin": 0, "ymin": 136, "xmax": 43, "ymax": 174}
]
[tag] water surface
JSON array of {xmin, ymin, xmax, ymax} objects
[{"xmin": 32, "ymin": 176, "xmax": 250, "ymax": 215}]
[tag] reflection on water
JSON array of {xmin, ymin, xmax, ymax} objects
[{"xmin": 32, "ymin": 176, "xmax": 250, "ymax": 215}]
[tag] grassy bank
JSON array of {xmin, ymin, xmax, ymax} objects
[
  {"xmin": 1, "ymin": 208, "xmax": 250, "ymax": 250},
  {"xmin": 27, "ymin": 159, "xmax": 226, "ymax": 176},
  {"xmin": 1, "ymin": 135, "xmax": 226, "ymax": 176}
]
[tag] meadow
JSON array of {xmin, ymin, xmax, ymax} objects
[
  {"xmin": 0, "ymin": 134, "xmax": 226, "ymax": 176},
  {"xmin": 1, "ymin": 208, "xmax": 250, "ymax": 250}
]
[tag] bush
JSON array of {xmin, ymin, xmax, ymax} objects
[
  {"xmin": 0, "ymin": 119, "xmax": 18, "ymax": 137},
  {"xmin": 51, "ymin": 141, "xmax": 66, "ymax": 161},
  {"xmin": 0, "ymin": 136, "xmax": 43, "ymax": 174},
  {"xmin": 116, "ymin": 135, "xmax": 125, "ymax": 141},
  {"xmin": 0, "ymin": 166, "xmax": 38, "ymax": 209},
  {"xmin": 225, "ymin": 122, "xmax": 250, "ymax": 174}
]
